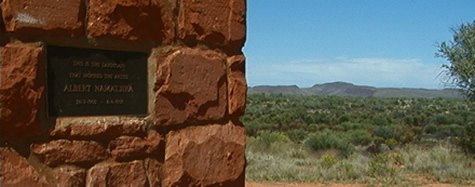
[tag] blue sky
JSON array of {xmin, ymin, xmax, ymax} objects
[{"xmin": 242, "ymin": 0, "xmax": 475, "ymax": 89}]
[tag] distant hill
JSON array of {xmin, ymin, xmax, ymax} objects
[
  {"xmin": 248, "ymin": 82, "xmax": 465, "ymax": 99},
  {"xmin": 250, "ymin": 85, "xmax": 305, "ymax": 95}
]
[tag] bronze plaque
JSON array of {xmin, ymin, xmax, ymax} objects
[{"xmin": 47, "ymin": 46, "xmax": 148, "ymax": 117}]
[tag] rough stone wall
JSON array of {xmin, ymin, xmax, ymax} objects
[{"xmin": 0, "ymin": 0, "xmax": 246, "ymax": 186}]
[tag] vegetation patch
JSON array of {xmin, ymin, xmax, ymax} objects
[{"xmin": 244, "ymin": 94, "xmax": 474, "ymax": 185}]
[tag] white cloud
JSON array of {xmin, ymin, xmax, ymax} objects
[{"xmin": 246, "ymin": 57, "xmax": 445, "ymax": 89}]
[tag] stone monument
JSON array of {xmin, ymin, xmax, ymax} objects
[{"xmin": 0, "ymin": 0, "xmax": 247, "ymax": 186}]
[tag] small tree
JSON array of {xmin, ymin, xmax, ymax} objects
[{"xmin": 437, "ymin": 21, "xmax": 475, "ymax": 101}]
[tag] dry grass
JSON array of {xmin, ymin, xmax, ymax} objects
[{"xmin": 246, "ymin": 139, "xmax": 475, "ymax": 186}]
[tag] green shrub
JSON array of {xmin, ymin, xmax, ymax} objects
[
  {"xmin": 286, "ymin": 129, "xmax": 309, "ymax": 144},
  {"xmin": 304, "ymin": 130, "xmax": 355, "ymax": 157},
  {"xmin": 338, "ymin": 114, "xmax": 351, "ymax": 124},
  {"xmin": 373, "ymin": 126, "xmax": 394, "ymax": 139},
  {"xmin": 424, "ymin": 124, "xmax": 438, "ymax": 134},
  {"xmin": 435, "ymin": 114, "xmax": 456, "ymax": 125},
  {"xmin": 439, "ymin": 124, "xmax": 466, "ymax": 137},
  {"xmin": 331, "ymin": 124, "xmax": 345, "ymax": 131},
  {"xmin": 248, "ymin": 131, "xmax": 291, "ymax": 154},
  {"xmin": 346, "ymin": 129, "xmax": 373, "ymax": 146},
  {"xmin": 393, "ymin": 124, "xmax": 416, "ymax": 144},
  {"xmin": 306, "ymin": 123, "xmax": 320, "ymax": 132},
  {"xmin": 341, "ymin": 122, "xmax": 370, "ymax": 131},
  {"xmin": 372, "ymin": 115, "xmax": 390, "ymax": 126},
  {"xmin": 458, "ymin": 122, "xmax": 474, "ymax": 154},
  {"xmin": 244, "ymin": 121, "xmax": 272, "ymax": 136}
]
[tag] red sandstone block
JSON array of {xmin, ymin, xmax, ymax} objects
[
  {"xmin": 227, "ymin": 54, "xmax": 247, "ymax": 117},
  {"xmin": 109, "ymin": 130, "xmax": 163, "ymax": 161},
  {"xmin": 178, "ymin": 0, "xmax": 246, "ymax": 53},
  {"xmin": 86, "ymin": 160, "xmax": 160, "ymax": 186},
  {"xmin": 87, "ymin": 0, "xmax": 174, "ymax": 42},
  {"xmin": 154, "ymin": 48, "xmax": 227, "ymax": 127},
  {"xmin": 1, "ymin": 0, "xmax": 84, "ymax": 36},
  {"xmin": 144, "ymin": 158, "xmax": 163, "ymax": 187},
  {"xmin": 0, "ymin": 43, "xmax": 44, "ymax": 141},
  {"xmin": 0, "ymin": 148, "xmax": 50, "ymax": 186},
  {"xmin": 164, "ymin": 121, "xmax": 245, "ymax": 186},
  {"xmin": 50, "ymin": 120, "xmax": 146, "ymax": 139},
  {"xmin": 53, "ymin": 165, "xmax": 86, "ymax": 187},
  {"xmin": 31, "ymin": 139, "xmax": 108, "ymax": 167}
]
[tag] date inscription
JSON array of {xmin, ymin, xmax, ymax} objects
[{"xmin": 47, "ymin": 46, "xmax": 148, "ymax": 117}]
